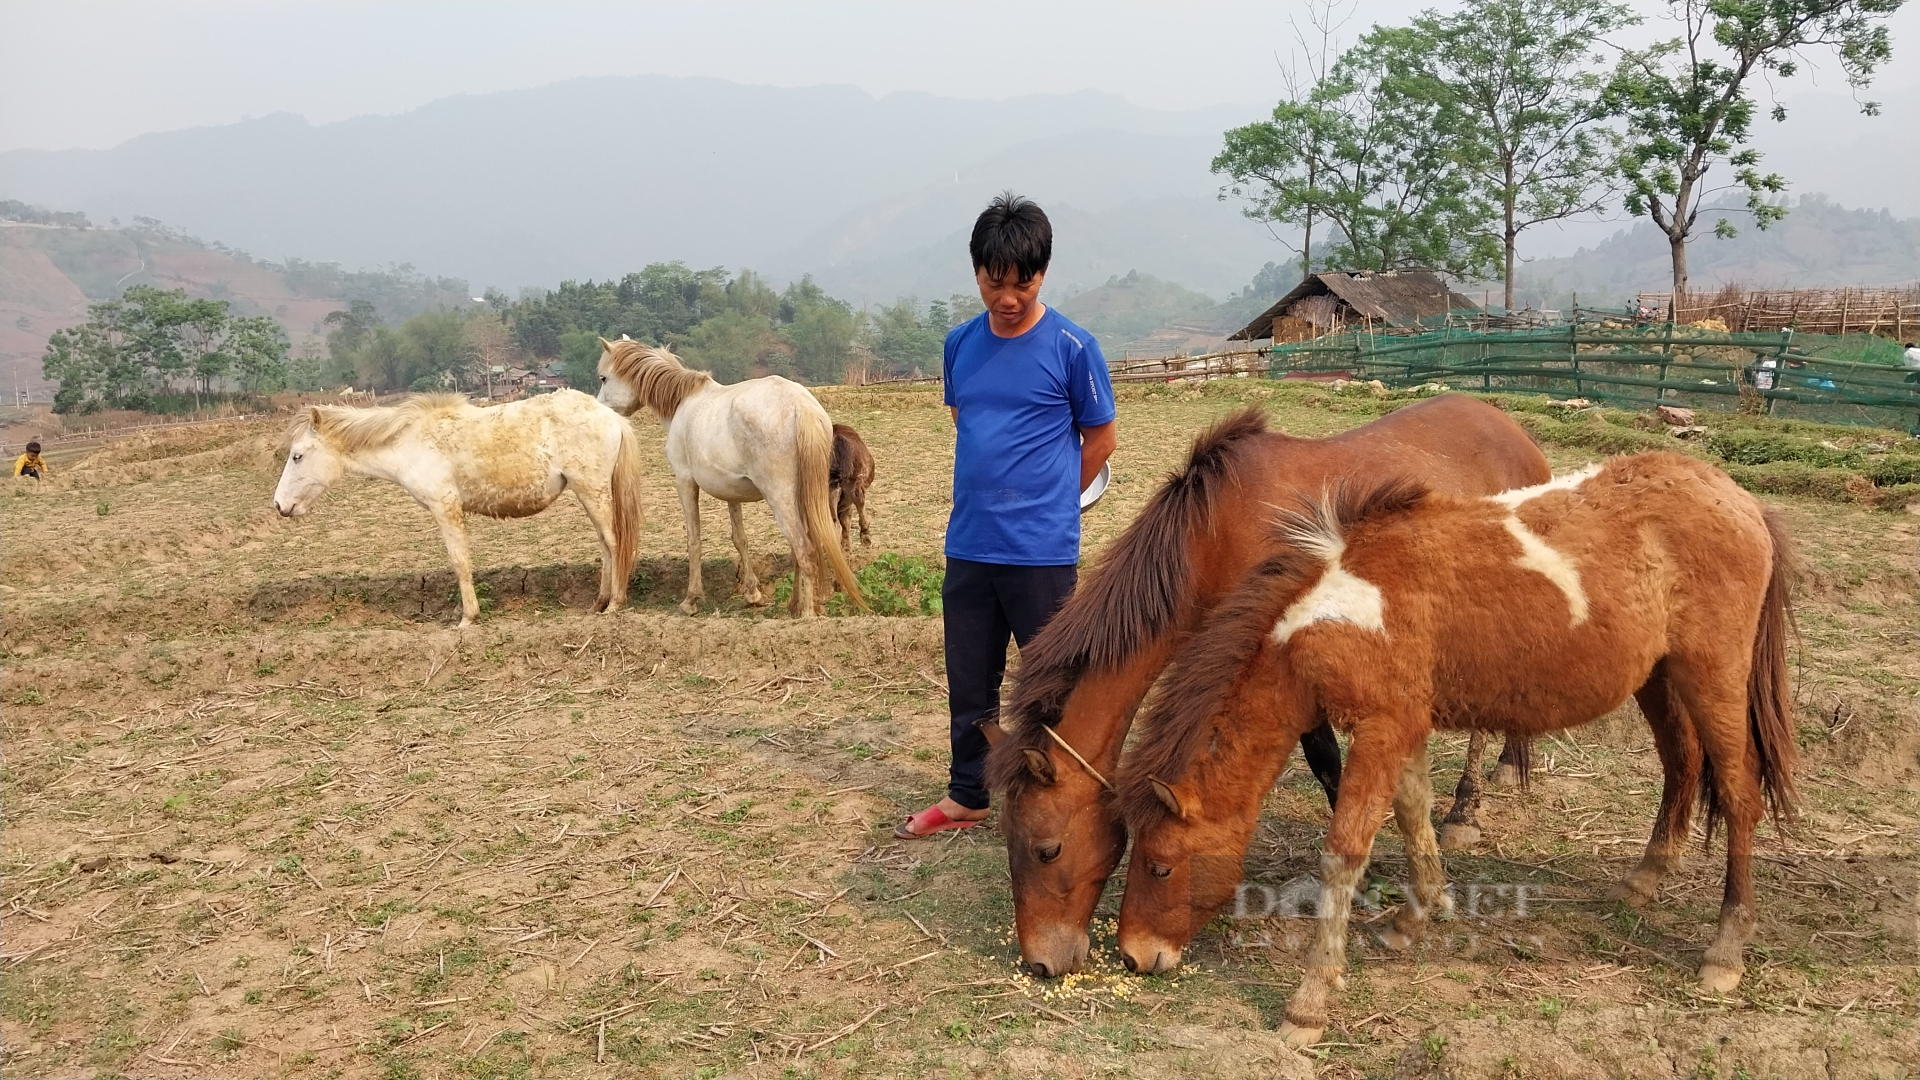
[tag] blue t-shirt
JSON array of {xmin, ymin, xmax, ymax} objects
[{"xmin": 943, "ymin": 307, "xmax": 1116, "ymax": 565}]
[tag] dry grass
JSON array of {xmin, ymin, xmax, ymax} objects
[{"xmin": 2, "ymin": 380, "xmax": 1914, "ymax": 1079}]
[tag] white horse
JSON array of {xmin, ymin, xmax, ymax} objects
[
  {"xmin": 273, "ymin": 389, "xmax": 645, "ymax": 627},
  {"xmin": 594, "ymin": 339, "xmax": 866, "ymax": 617}
]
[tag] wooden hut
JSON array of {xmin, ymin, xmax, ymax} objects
[{"xmin": 1229, "ymin": 269, "xmax": 1479, "ymax": 343}]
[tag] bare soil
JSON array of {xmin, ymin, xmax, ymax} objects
[{"xmin": 2, "ymin": 380, "xmax": 1913, "ymax": 1079}]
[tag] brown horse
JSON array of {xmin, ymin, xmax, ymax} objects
[
  {"xmin": 1114, "ymin": 452, "xmax": 1797, "ymax": 1047},
  {"xmin": 979, "ymin": 395, "xmax": 1548, "ymax": 977},
  {"xmin": 829, "ymin": 423, "xmax": 875, "ymax": 554}
]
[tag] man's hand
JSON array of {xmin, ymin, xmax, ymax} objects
[{"xmin": 1078, "ymin": 420, "xmax": 1116, "ymax": 492}]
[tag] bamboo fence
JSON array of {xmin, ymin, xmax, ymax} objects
[{"xmin": 1638, "ymin": 285, "xmax": 1920, "ymax": 339}]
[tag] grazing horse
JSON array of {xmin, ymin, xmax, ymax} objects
[
  {"xmin": 830, "ymin": 423, "xmax": 875, "ymax": 554},
  {"xmin": 978, "ymin": 396, "xmax": 1547, "ymax": 978},
  {"xmin": 273, "ymin": 390, "xmax": 645, "ymax": 627},
  {"xmin": 595, "ymin": 339, "xmax": 866, "ymax": 616},
  {"xmin": 1113, "ymin": 453, "xmax": 1797, "ymax": 1047}
]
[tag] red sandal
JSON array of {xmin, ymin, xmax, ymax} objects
[{"xmin": 894, "ymin": 804, "xmax": 985, "ymax": 839}]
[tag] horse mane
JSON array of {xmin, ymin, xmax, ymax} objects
[
  {"xmin": 1115, "ymin": 475, "xmax": 1432, "ymax": 832},
  {"xmin": 988, "ymin": 407, "xmax": 1270, "ymax": 794},
  {"xmin": 601, "ymin": 339, "xmax": 714, "ymax": 419},
  {"xmin": 294, "ymin": 394, "xmax": 470, "ymax": 453}
]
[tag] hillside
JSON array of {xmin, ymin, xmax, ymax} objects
[
  {"xmin": 0, "ymin": 221, "xmax": 468, "ymax": 394},
  {"xmin": 0, "ymin": 76, "xmax": 1279, "ymax": 300},
  {"xmin": 1513, "ymin": 195, "xmax": 1920, "ymax": 309},
  {"xmin": 1053, "ymin": 271, "xmax": 1218, "ymax": 348}
]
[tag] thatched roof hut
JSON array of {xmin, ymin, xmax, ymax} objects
[{"xmin": 1230, "ymin": 269, "xmax": 1479, "ymax": 342}]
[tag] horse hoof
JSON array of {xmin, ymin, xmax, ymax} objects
[
  {"xmin": 678, "ymin": 599, "xmax": 701, "ymax": 616},
  {"xmin": 1276, "ymin": 1021, "xmax": 1323, "ymax": 1049},
  {"xmin": 1697, "ymin": 964, "xmax": 1743, "ymax": 994},
  {"xmin": 1489, "ymin": 763, "xmax": 1523, "ymax": 789},
  {"xmin": 1606, "ymin": 876, "xmax": 1657, "ymax": 908},
  {"xmin": 1379, "ymin": 926, "xmax": 1416, "ymax": 951},
  {"xmin": 743, "ymin": 591, "xmax": 767, "ymax": 607},
  {"xmin": 1437, "ymin": 823, "xmax": 1481, "ymax": 850}
]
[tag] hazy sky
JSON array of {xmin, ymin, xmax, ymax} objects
[{"xmin": 7, "ymin": 0, "xmax": 1918, "ymax": 153}]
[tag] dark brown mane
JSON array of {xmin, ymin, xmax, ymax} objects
[
  {"xmin": 1115, "ymin": 475, "xmax": 1432, "ymax": 831},
  {"xmin": 1113, "ymin": 552, "xmax": 1314, "ymax": 831},
  {"xmin": 987, "ymin": 408, "xmax": 1270, "ymax": 793}
]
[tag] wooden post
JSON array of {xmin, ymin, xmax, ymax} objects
[{"xmin": 1840, "ymin": 291, "xmax": 1849, "ymax": 335}]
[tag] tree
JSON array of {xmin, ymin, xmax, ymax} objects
[
  {"xmin": 42, "ymin": 286, "xmax": 286, "ymax": 411},
  {"xmin": 1409, "ymin": 0, "xmax": 1637, "ymax": 309},
  {"xmin": 780, "ymin": 277, "xmax": 858, "ymax": 384},
  {"xmin": 1214, "ymin": 30, "xmax": 1502, "ymax": 281},
  {"xmin": 1605, "ymin": 0, "xmax": 1903, "ymax": 294},
  {"xmin": 461, "ymin": 311, "xmax": 520, "ymax": 398}
]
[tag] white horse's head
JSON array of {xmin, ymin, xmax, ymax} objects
[
  {"xmin": 594, "ymin": 337, "xmax": 642, "ymax": 416},
  {"xmin": 274, "ymin": 410, "xmax": 347, "ymax": 517}
]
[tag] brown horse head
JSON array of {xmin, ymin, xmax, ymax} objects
[{"xmin": 980, "ymin": 716, "xmax": 1127, "ymax": 977}]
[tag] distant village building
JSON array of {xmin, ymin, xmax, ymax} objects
[{"xmin": 1229, "ymin": 269, "xmax": 1479, "ymax": 344}]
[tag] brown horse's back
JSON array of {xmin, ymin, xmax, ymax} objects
[{"xmin": 1197, "ymin": 394, "xmax": 1549, "ymax": 600}]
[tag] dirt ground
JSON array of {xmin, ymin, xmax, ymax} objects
[{"xmin": 2, "ymin": 380, "xmax": 1915, "ymax": 1080}]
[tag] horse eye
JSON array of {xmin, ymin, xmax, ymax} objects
[
  {"xmin": 1150, "ymin": 863, "xmax": 1173, "ymax": 879},
  {"xmin": 1034, "ymin": 841, "xmax": 1061, "ymax": 864},
  {"xmin": 291, "ymin": 453, "xmax": 303, "ymax": 463}
]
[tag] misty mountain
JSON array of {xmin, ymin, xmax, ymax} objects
[
  {"xmin": 1513, "ymin": 194, "xmax": 1920, "ymax": 309},
  {"xmin": 0, "ymin": 75, "xmax": 1279, "ymax": 302}
]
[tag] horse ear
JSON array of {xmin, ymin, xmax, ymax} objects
[
  {"xmin": 1021, "ymin": 748, "xmax": 1057, "ymax": 785},
  {"xmin": 1148, "ymin": 776, "xmax": 1187, "ymax": 819},
  {"xmin": 976, "ymin": 718, "xmax": 1006, "ymax": 748},
  {"xmin": 598, "ymin": 336, "xmax": 614, "ymax": 351},
  {"xmin": 307, "ymin": 405, "xmax": 323, "ymax": 427},
  {"xmin": 620, "ymin": 333, "xmax": 632, "ymax": 341}
]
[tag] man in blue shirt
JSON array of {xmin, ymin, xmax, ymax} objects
[{"xmin": 896, "ymin": 193, "xmax": 1118, "ymax": 838}]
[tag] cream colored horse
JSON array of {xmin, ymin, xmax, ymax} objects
[
  {"xmin": 273, "ymin": 389, "xmax": 645, "ymax": 627},
  {"xmin": 595, "ymin": 339, "xmax": 865, "ymax": 616}
]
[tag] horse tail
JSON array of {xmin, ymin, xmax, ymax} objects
[
  {"xmin": 797, "ymin": 405, "xmax": 869, "ymax": 612},
  {"xmin": 1701, "ymin": 505, "xmax": 1801, "ymax": 840},
  {"xmin": 1746, "ymin": 506, "xmax": 1800, "ymax": 824},
  {"xmin": 611, "ymin": 419, "xmax": 645, "ymax": 592}
]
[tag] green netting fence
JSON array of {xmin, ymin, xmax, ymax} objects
[{"xmin": 1267, "ymin": 322, "xmax": 1920, "ymax": 430}]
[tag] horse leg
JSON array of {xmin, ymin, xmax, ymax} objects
[
  {"xmin": 1383, "ymin": 741, "xmax": 1452, "ymax": 950},
  {"xmin": 1489, "ymin": 735, "xmax": 1528, "ymax": 789},
  {"xmin": 676, "ymin": 478, "xmax": 705, "ymax": 615},
  {"xmin": 1668, "ymin": 655, "xmax": 1763, "ymax": 993},
  {"xmin": 431, "ymin": 505, "xmax": 480, "ymax": 628},
  {"xmin": 1299, "ymin": 719, "xmax": 1342, "ymax": 809},
  {"xmin": 765, "ymin": 492, "xmax": 820, "ymax": 619},
  {"xmin": 574, "ymin": 490, "xmax": 620, "ymax": 613},
  {"xmin": 726, "ymin": 501, "xmax": 765, "ymax": 606},
  {"xmin": 1280, "ymin": 718, "xmax": 1419, "ymax": 1049},
  {"xmin": 1438, "ymin": 731, "xmax": 1488, "ymax": 850},
  {"xmin": 1609, "ymin": 661, "xmax": 1701, "ymax": 908},
  {"xmin": 857, "ymin": 491, "xmax": 872, "ymax": 547},
  {"xmin": 835, "ymin": 493, "xmax": 853, "ymax": 556}
]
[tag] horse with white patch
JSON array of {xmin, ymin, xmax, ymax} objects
[
  {"xmin": 274, "ymin": 390, "xmax": 645, "ymax": 627},
  {"xmin": 1112, "ymin": 452, "xmax": 1799, "ymax": 1045},
  {"xmin": 593, "ymin": 338, "xmax": 866, "ymax": 616}
]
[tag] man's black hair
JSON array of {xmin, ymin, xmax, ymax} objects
[{"xmin": 970, "ymin": 192, "xmax": 1052, "ymax": 283}]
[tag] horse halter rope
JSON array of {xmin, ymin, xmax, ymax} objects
[{"xmin": 1042, "ymin": 724, "xmax": 1116, "ymax": 794}]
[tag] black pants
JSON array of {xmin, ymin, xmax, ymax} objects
[{"xmin": 942, "ymin": 556, "xmax": 1078, "ymax": 809}]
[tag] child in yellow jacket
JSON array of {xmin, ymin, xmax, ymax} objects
[{"xmin": 13, "ymin": 440, "xmax": 48, "ymax": 479}]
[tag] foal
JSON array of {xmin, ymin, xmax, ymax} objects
[
  {"xmin": 829, "ymin": 423, "xmax": 875, "ymax": 554},
  {"xmin": 1115, "ymin": 453, "xmax": 1797, "ymax": 1046}
]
